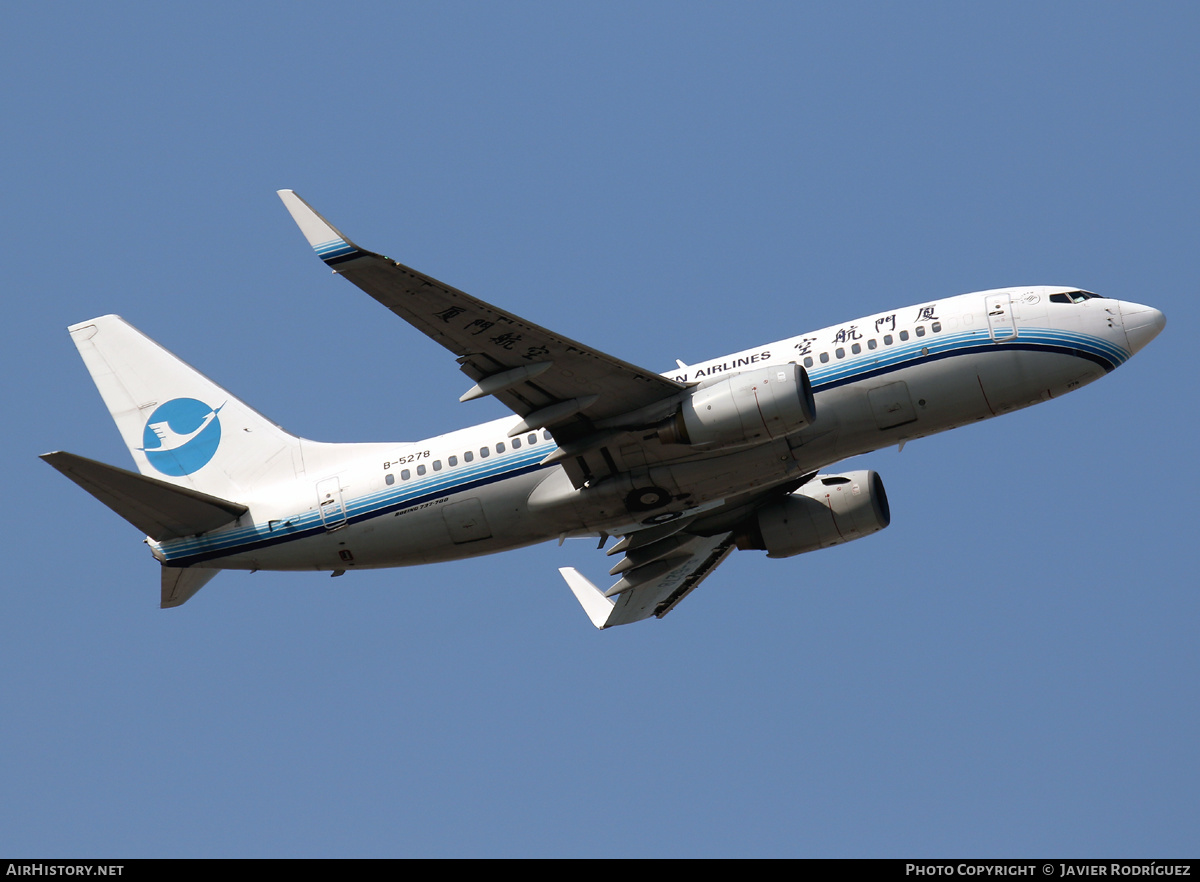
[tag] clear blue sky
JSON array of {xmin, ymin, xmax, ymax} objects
[{"xmin": 3, "ymin": 2, "xmax": 1196, "ymax": 857}]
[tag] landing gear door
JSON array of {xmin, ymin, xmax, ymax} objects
[{"xmin": 986, "ymin": 293, "xmax": 1017, "ymax": 342}]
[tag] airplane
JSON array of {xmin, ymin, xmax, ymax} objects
[{"xmin": 42, "ymin": 190, "xmax": 1167, "ymax": 628}]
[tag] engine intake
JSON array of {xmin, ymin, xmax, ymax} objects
[
  {"xmin": 737, "ymin": 470, "xmax": 890, "ymax": 558},
  {"xmin": 659, "ymin": 363, "xmax": 815, "ymax": 448}
]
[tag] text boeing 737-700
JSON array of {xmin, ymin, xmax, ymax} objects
[{"xmin": 42, "ymin": 190, "xmax": 1166, "ymax": 628}]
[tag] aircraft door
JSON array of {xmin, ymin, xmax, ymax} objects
[
  {"xmin": 316, "ymin": 476, "xmax": 348, "ymax": 531},
  {"xmin": 986, "ymin": 293, "xmax": 1017, "ymax": 342}
]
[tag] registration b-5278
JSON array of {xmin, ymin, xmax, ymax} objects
[{"xmin": 42, "ymin": 191, "xmax": 1166, "ymax": 628}]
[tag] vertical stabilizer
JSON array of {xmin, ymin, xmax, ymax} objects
[
  {"xmin": 68, "ymin": 315, "xmax": 303, "ymax": 500},
  {"xmin": 161, "ymin": 566, "xmax": 220, "ymax": 608}
]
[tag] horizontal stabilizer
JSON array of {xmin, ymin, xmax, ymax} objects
[{"xmin": 41, "ymin": 451, "xmax": 247, "ymax": 540}]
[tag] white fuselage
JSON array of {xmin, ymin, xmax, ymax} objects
[{"xmin": 150, "ymin": 287, "xmax": 1148, "ymax": 573}]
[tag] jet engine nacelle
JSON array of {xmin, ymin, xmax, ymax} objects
[
  {"xmin": 659, "ymin": 363, "xmax": 815, "ymax": 448},
  {"xmin": 737, "ymin": 470, "xmax": 891, "ymax": 558}
]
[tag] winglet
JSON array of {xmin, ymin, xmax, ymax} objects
[
  {"xmin": 277, "ymin": 189, "xmax": 367, "ymax": 266},
  {"xmin": 559, "ymin": 567, "xmax": 615, "ymax": 629}
]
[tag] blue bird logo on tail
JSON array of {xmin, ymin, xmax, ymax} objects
[{"xmin": 139, "ymin": 398, "xmax": 224, "ymax": 476}]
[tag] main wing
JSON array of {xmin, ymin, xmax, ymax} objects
[
  {"xmin": 557, "ymin": 476, "xmax": 820, "ymax": 627},
  {"xmin": 561, "ymin": 527, "xmax": 737, "ymax": 628},
  {"xmin": 278, "ymin": 190, "xmax": 685, "ymax": 450}
]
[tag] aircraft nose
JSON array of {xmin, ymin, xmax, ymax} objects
[{"xmin": 1119, "ymin": 301, "xmax": 1166, "ymax": 355}]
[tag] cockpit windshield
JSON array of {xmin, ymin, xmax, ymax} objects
[{"xmin": 1049, "ymin": 290, "xmax": 1101, "ymax": 304}]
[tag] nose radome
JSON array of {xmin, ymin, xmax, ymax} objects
[{"xmin": 1119, "ymin": 301, "xmax": 1166, "ymax": 355}]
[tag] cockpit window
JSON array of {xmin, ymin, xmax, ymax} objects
[{"xmin": 1050, "ymin": 290, "xmax": 1101, "ymax": 304}]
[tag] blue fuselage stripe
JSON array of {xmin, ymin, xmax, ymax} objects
[{"xmin": 160, "ymin": 454, "xmax": 549, "ymax": 566}]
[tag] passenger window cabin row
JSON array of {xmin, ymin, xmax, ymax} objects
[
  {"xmin": 801, "ymin": 322, "xmax": 942, "ymax": 369},
  {"xmin": 386, "ymin": 429, "xmax": 554, "ymax": 484}
]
